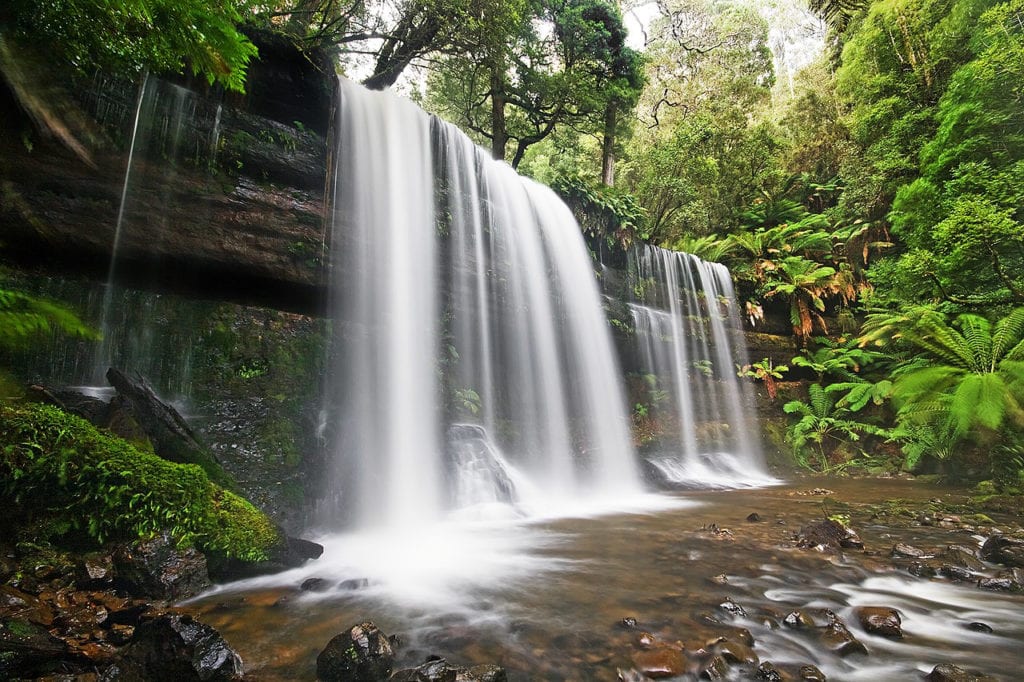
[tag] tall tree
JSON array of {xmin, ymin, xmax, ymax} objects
[
  {"xmin": 619, "ymin": 0, "xmax": 777, "ymax": 241},
  {"xmin": 425, "ymin": 0, "xmax": 643, "ymax": 168}
]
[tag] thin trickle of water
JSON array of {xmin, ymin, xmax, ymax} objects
[
  {"xmin": 629, "ymin": 244, "xmax": 772, "ymax": 487},
  {"xmin": 89, "ymin": 78, "xmax": 221, "ymax": 396},
  {"xmin": 93, "ymin": 73, "xmax": 149, "ymax": 384},
  {"xmin": 322, "ymin": 78, "xmax": 642, "ymax": 531}
]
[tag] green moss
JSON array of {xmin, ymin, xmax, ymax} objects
[
  {"xmin": 202, "ymin": 489, "xmax": 281, "ymax": 562},
  {"xmin": 4, "ymin": 619, "xmax": 38, "ymax": 638},
  {"xmin": 0, "ymin": 403, "xmax": 282, "ymax": 562},
  {"xmin": 258, "ymin": 417, "xmax": 302, "ymax": 469}
]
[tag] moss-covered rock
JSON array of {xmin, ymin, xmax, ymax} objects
[{"xmin": 0, "ymin": 403, "xmax": 283, "ymax": 563}]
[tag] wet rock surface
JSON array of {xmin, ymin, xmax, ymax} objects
[
  {"xmin": 796, "ymin": 519, "xmax": 863, "ymax": 551},
  {"xmin": 0, "ymin": 52, "xmax": 329, "ymax": 314},
  {"xmin": 926, "ymin": 662, "xmax": 999, "ymax": 681},
  {"xmin": 389, "ymin": 656, "xmax": 509, "ymax": 682},
  {"xmin": 317, "ymin": 621, "xmax": 395, "ymax": 681},
  {"xmin": 102, "ymin": 613, "xmax": 243, "ymax": 681},
  {"xmin": 0, "ymin": 539, "xmax": 247, "ymax": 680},
  {"xmin": 112, "ymin": 533, "xmax": 211, "ymax": 601},
  {"xmin": 853, "ymin": 606, "xmax": 902, "ymax": 638},
  {"xmin": 980, "ymin": 535, "xmax": 1024, "ymax": 568}
]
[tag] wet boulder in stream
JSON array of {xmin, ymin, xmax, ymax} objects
[
  {"xmin": 631, "ymin": 644, "xmax": 688, "ymax": 679},
  {"xmin": 926, "ymin": 662, "xmax": 998, "ymax": 681},
  {"xmin": 101, "ymin": 613, "xmax": 243, "ymax": 681},
  {"xmin": 796, "ymin": 519, "xmax": 863, "ymax": 551},
  {"xmin": 853, "ymin": 606, "xmax": 903, "ymax": 638},
  {"xmin": 317, "ymin": 621, "xmax": 394, "ymax": 681},
  {"xmin": 819, "ymin": 611, "xmax": 868, "ymax": 657},
  {"xmin": 389, "ymin": 656, "xmax": 508, "ymax": 682},
  {"xmin": 980, "ymin": 535, "xmax": 1024, "ymax": 568}
]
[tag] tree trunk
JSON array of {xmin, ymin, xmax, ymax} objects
[
  {"xmin": 490, "ymin": 71, "xmax": 507, "ymax": 162},
  {"xmin": 601, "ymin": 100, "xmax": 617, "ymax": 187}
]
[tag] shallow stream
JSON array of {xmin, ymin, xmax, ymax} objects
[{"xmin": 187, "ymin": 478, "xmax": 1024, "ymax": 680}]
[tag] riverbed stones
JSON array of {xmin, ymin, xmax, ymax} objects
[
  {"xmin": 782, "ymin": 610, "xmax": 814, "ymax": 629},
  {"xmin": 317, "ymin": 621, "xmax": 394, "ymax": 681},
  {"xmin": 388, "ymin": 657, "xmax": 508, "ymax": 682},
  {"xmin": 757, "ymin": 662, "xmax": 828, "ymax": 681},
  {"xmin": 301, "ymin": 577, "xmax": 329, "ymax": 592},
  {"xmin": 79, "ymin": 553, "xmax": 116, "ymax": 586},
  {"xmin": 853, "ymin": 606, "xmax": 902, "ymax": 638},
  {"xmin": 465, "ymin": 664, "xmax": 508, "ymax": 682},
  {"xmin": 711, "ymin": 637, "xmax": 759, "ymax": 666},
  {"xmin": 891, "ymin": 542, "xmax": 927, "ymax": 559},
  {"xmin": 0, "ymin": 617, "xmax": 69, "ymax": 677},
  {"xmin": 102, "ymin": 613, "xmax": 242, "ymax": 681},
  {"xmin": 0, "ymin": 585, "xmax": 56, "ymax": 626},
  {"xmin": 718, "ymin": 598, "xmax": 747, "ymax": 618}
]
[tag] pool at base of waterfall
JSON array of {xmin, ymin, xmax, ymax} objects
[{"xmin": 185, "ymin": 478, "xmax": 1024, "ymax": 681}]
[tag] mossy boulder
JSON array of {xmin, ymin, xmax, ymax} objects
[{"xmin": 0, "ymin": 402, "xmax": 284, "ymax": 564}]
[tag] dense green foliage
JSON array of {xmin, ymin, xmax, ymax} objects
[
  {"xmin": 0, "ymin": 286, "xmax": 98, "ymax": 350},
  {"xmin": 0, "ymin": 403, "xmax": 282, "ymax": 561},
  {"xmin": 3, "ymin": 0, "xmax": 258, "ymax": 91}
]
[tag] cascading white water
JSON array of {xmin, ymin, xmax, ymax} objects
[
  {"xmin": 629, "ymin": 244, "xmax": 773, "ymax": 487},
  {"xmin": 323, "ymin": 78, "xmax": 642, "ymax": 530}
]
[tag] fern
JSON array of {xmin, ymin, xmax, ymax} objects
[
  {"xmin": 0, "ymin": 287, "xmax": 99, "ymax": 349},
  {"xmin": 891, "ymin": 306, "xmax": 1024, "ymax": 453}
]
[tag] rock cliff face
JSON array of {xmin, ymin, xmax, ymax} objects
[{"xmin": 1, "ymin": 32, "xmax": 332, "ymax": 314}]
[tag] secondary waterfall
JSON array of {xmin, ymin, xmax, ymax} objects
[
  {"xmin": 91, "ymin": 76, "xmax": 221, "ymax": 396},
  {"xmin": 628, "ymin": 244, "xmax": 772, "ymax": 487},
  {"xmin": 322, "ymin": 79, "xmax": 642, "ymax": 529}
]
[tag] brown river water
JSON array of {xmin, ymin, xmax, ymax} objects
[{"xmin": 185, "ymin": 478, "xmax": 1024, "ymax": 680}]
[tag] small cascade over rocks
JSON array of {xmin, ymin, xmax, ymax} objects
[
  {"xmin": 628, "ymin": 244, "xmax": 774, "ymax": 488},
  {"xmin": 321, "ymin": 78, "xmax": 643, "ymax": 530}
]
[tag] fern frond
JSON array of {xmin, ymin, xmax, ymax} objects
[
  {"xmin": 954, "ymin": 314, "xmax": 993, "ymax": 372},
  {"xmin": 809, "ymin": 383, "xmax": 831, "ymax": 418},
  {"xmin": 903, "ymin": 315, "xmax": 977, "ymax": 370},
  {"xmin": 893, "ymin": 365, "xmax": 963, "ymax": 404},
  {"xmin": 992, "ymin": 307, "xmax": 1024, "ymax": 361},
  {"xmin": 949, "ymin": 373, "xmax": 1006, "ymax": 435}
]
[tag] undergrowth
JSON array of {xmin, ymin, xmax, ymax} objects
[{"xmin": 0, "ymin": 402, "xmax": 281, "ymax": 562}]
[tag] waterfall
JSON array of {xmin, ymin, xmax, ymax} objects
[
  {"xmin": 322, "ymin": 78, "xmax": 642, "ymax": 529},
  {"xmin": 628, "ymin": 244, "xmax": 773, "ymax": 487}
]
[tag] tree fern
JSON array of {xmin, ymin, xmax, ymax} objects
[{"xmin": 892, "ymin": 306, "xmax": 1024, "ymax": 447}]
